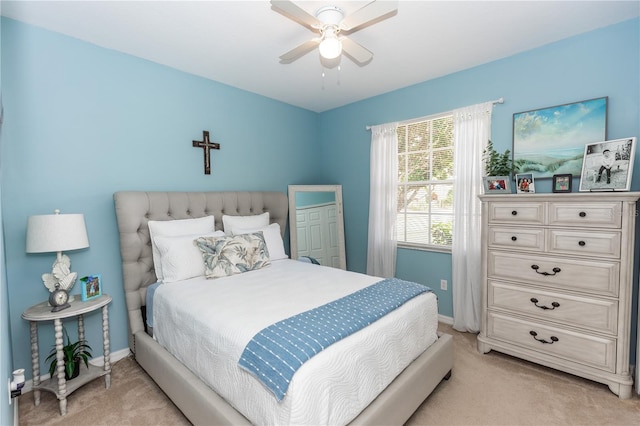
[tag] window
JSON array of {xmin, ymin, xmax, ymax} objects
[{"xmin": 397, "ymin": 113, "xmax": 454, "ymax": 250}]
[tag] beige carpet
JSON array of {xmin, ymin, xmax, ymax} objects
[{"xmin": 18, "ymin": 323, "xmax": 640, "ymax": 425}]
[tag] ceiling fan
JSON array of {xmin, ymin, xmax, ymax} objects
[{"xmin": 271, "ymin": 0, "xmax": 398, "ymax": 66}]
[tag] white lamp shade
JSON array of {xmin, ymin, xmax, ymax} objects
[{"xmin": 26, "ymin": 213, "xmax": 89, "ymax": 253}]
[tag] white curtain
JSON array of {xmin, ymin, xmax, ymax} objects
[
  {"xmin": 452, "ymin": 102, "xmax": 493, "ymax": 332},
  {"xmin": 367, "ymin": 123, "xmax": 398, "ymax": 278}
]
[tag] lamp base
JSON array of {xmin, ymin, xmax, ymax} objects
[{"xmin": 42, "ymin": 253, "xmax": 78, "ymax": 293}]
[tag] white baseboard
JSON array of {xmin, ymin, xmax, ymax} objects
[
  {"xmin": 21, "ymin": 347, "xmax": 131, "ymax": 394},
  {"xmin": 88, "ymin": 347, "xmax": 131, "ymax": 367},
  {"xmin": 438, "ymin": 314, "xmax": 454, "ymax": 325}
]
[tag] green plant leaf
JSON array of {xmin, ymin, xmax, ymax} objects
[
  {"xmin": 483, "ymin": 140, "xmax": 518, "ymax": 176},
  {"xmin": 46, "ymin": 326, "xmax": 93, "ymax": 379}
]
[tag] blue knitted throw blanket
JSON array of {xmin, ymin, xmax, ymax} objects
[{"xmin": 238, "ymin": 278, "xmax": 430, "ymax": 401}]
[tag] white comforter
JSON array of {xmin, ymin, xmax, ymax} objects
[{"xmin": 153, "ymin": 259, "xmax": 438, "ymax": 425}]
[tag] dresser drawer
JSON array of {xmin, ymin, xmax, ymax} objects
[
  {"xmin": 548, "ymin": 202, "xmax": 621, "ymax": 228},
  {"xmin": 488, "ymin": 280, "xmax": 618, "ymax": 334},
  {"xmin": 547, "ymin": 229, "xmax": 621, "ymax": 258},
  {"xmin": 487, "ymin": 202, "xmax": 545, "ymax": 225},
  {"xmin": 488, "ymin": 226, "xmax": 545, "ymax": 251},
  {"xmin": 487, "ymin": 312, "xmax": 616, "ymax": 372},
  {"xmin": 488, "ymin": 251, "xmax": 619, "ymax": 297}
]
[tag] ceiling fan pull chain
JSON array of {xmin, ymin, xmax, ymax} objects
[{"xmin": 337, "ymin": 64, "xmax": 341, "ymax": 86}]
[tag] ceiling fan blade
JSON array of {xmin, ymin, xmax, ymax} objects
[
  {"xmin": 279, "ymin": 39, "xmax": 320, "ymax": 64},
  {"xmin": 340, "ymin": 0, "xmax": 398, "ymax": 33},
  {"xmin": 341, "ymin": 37, "xmax": 373, "ymax": 65},
  {"xmin": 270, "ymin": 0, "xmax": 322, "ymax": 30}
]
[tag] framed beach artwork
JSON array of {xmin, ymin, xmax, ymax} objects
[{"xmin": 513, "ymin": 97, "xmax": 608, "ymax": 179}]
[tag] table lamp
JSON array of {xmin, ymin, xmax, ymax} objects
[{"xmin": 26, "ymin": 210, "xmax": 89, "ymax": 302}]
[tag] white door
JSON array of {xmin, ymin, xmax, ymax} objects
[{"xmin": 296, "ymin": 203, "xmax": 339, "ymax": 267}]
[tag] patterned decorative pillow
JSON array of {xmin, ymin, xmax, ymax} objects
[
  {"xmin": 232, "ymin": 223, "xmax": 288, "ymax": 261},
  {"xmin": 195, "ymin": 232, "xmax": 271, "ymax": 279}
]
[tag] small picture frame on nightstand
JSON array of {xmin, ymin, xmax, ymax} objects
[{"xmin": 80, "ymin": 275, "xmax": 102, "ymax": 301}]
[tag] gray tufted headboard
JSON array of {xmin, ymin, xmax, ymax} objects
[{"xmin": 113, "ymin": 191, "xmax": 289, "ymax": 351}]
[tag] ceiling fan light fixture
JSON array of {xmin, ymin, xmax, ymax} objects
[
  {"xmin": 319, "ymin": 37, "xmax": 342, "ymax": 59},
  {"xmin": 319, "ymin": 27, "xmax": 342, "ymax": 59},
  {"xmin": 272, "ymin": 0, "xmax": 396, "ymax": 66}
]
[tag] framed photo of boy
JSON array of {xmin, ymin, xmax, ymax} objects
[
  {"xmin": 516, "ymin": 173, "xmax": 535, "ymax": 194},
  {"xmin": 579, "ymin": 137, "xmax": 636, "ymax": 192},
  {"xmin": 552, "ymin": 174, "xmax": 572, "ymax": 193},
  {"xmin": 80, "ymin": 274, "xmax": 102, "ymax": 301},
  {"xmin": 482, "ymin": 176, "xmax": 512, "ymax": 194}
]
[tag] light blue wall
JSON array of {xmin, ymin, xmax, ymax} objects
[
  {"xmin": 0, "ymin": 174, "xmax": 11, "ymax": 426},
  {"xmin": 318, "ymin": 18, "xmax": 640, "ymax": 323},
  {"xmin": 0, "ymin": 152, "xmax": 12, "ymax": 426},
  {"xmin": 0, "ymin": 11, "xmax": 16, "ymax": 426},
  {"xmin": 1, "ymin": 17, "xmax": 321, "ymax": 380}
]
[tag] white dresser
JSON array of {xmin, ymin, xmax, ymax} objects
[{"xmin": 477, "ymin": 192, "xmax": 640, "ymax": 399}]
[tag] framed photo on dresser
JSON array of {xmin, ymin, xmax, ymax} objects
[
  {"xmin": 579, "ymin": 137, "xmax": 636, "ymax": 192},
  {"xmin": 516, "ymin": 173, "xmax": 535, "ymax": 193},
  {"xmin": 483, "ymin": 176, "xmax": 512, "ymax": 194},
  {"xmin": 552, "ymin": 174, "xmax": 572, "ymax": 193}
]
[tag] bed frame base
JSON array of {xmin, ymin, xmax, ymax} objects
[
  {"xmin": 135, "ymin": 332, "xmax": 248, "ymax": 425},
  {"xmin": 135, "ymin": 330, "xmax": 453, "ymax": 426}
]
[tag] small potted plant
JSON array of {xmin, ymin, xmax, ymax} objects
[
  {"xmin": 483, "ymin": 140, "xmax": 520, "ymax": 177},
  {"xmin": 45, "ymin": 327, "xmax": 93, "ymax": 380}
]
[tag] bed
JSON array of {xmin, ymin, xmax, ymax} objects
[{"xmin": 113, "ymin": 191, "xmax": 453, "ymax": 425}]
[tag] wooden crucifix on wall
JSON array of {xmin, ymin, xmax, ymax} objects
[{"xmin": 192, "ymin": 130, "xmax": 220, "ymax": 174}]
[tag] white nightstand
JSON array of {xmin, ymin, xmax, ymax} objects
[{"xmin": 22, "ymin": 294, "xmax": 112, "ymax": 415}]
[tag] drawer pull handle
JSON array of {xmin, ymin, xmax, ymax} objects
[
  {"xmin": 530, "ymin": 298, "xmax": 560, "ymax": 310},
  {"xmin": 579, "ymin": 211, "xmax": 586, "ymax": 217},
  {"xmin": 511, "ymin": 236, "xmax": 517, "ymax": 241},
  {"xmin": 511, "ymin": 210, "xmax": 518, "ymax": 216},
  {"xmin": 531, "ymin": 265, "xmax": 561, "ymax": 276},
  {"xmin": 529, "ymin": 331, "xmax": 559, "ymax": 344},
  {"xmin": 578, "ymin": 240, "xmax": 586, "ymax": 246}
]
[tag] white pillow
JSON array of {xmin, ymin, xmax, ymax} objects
[
  {"xmin": 154, "ymin": 231, "xmax": 225, "ymax": 283},
  {"xmin": 222, "ymin": 212, "xmax": 269, "ymax": 235},
  {"xmin": 233, "ymin": 223, "xmax": 288, "ymax": 261},
  {"xmin": 148, "ymin": 216, "xmax": 215, "ymax": 281}
]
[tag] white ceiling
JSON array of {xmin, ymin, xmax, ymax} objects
[{"xmin": 3, "ymin": 1, "xmax": 639, "ymax": 112}]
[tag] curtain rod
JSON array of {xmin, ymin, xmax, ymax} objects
[{"xmin": 365, "ymin": 97, "xmax": 505, "ymax": 130}]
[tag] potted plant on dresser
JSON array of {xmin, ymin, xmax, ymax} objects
[
  {"xmin": 482, "ymin": 140, "xmax": 522, "ymax": 193},
  {"xmin": 46, "ymin": 327, "xmax": 93, "ymax": 380}
]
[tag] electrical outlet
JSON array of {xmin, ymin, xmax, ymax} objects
[{"xmin": 440, "ymin": 279, "xmax": 447, "ymax": 291}]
